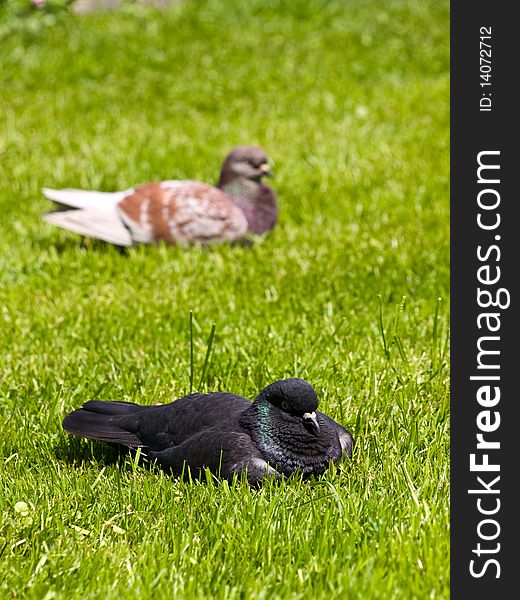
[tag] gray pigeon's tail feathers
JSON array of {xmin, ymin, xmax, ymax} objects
[{"xmin": 62, "ymin": 400, "xmax": 146, "ymax": 447}]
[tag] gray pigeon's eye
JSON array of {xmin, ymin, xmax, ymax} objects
[{"xmin": 281, "ymin": 401, "xmax": 289, "ymax": 410}]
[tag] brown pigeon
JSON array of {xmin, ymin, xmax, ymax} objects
[{"xmin": 42, "ymin": 146, "xmax": 277, "ymax": 247}]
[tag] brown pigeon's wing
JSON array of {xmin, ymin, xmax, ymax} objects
[
  {"xmin": 165, "ymin": 182, "xmax": 249, "ymax": 244},
  {"xmin": 117, "ymin": 181, "xmax": 248, "ymax": 245}
]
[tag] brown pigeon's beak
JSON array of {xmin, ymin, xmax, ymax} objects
[
  {"xmin": 303, "ymin": 411, "xmax": 320, "ymax": 436},
  {"xmin": 260, "ymin": 163, "xmax": 273, "ymax": 178}
]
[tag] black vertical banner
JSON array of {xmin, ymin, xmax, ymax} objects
[{"xmin": 451, "ymin": 3, "xmax": 517, "ymax": 598}]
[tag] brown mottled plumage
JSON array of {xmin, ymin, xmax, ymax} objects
[{"xmin": 42, "ymin": 146, "xmax": 278, "ymax": 247}]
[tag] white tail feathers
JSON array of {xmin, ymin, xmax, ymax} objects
[
  {"xmin": 41, "ymin": 187, "xmax": 131, "ymax": 211},
  {"xmin": 43, "ymin": 208, "xmax": 133, "ymax": 246}
]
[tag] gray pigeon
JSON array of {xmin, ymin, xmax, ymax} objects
[
  {"xmin": 42, "ymin": 146, "xmax": 277, "ymax": 247},
  {"xmin": 62, "ymin": 378, "xmax": 354, "ymax": 485}
]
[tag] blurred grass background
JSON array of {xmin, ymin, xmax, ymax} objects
[{"xmin": 0, "ymin": 0, "xmax": 449, "ymax": 597}]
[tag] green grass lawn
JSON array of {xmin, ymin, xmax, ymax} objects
[{"xmin": 0, "ymin": 0, "xmax": 449, "ymax": 597}]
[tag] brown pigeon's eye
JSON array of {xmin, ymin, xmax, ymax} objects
[{"xmin": 281, "ymin": 401, "xmax": 289, "ymax": 410}]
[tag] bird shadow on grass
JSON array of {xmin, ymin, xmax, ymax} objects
[
  {"xmin": 34, "ymin": 234, "xmax": 260, "ymax": 257},
  {"xmin": 30, "ymin": 231, "xmax": 130, "ymax": 256},
  {"xmin": 54, "ymin": 437, "xmax": 266, "ymax": 488},
  {"xmin": 55, "ymin": 436, "xmax": 177, "ymax": 479},
  {"xmin": 54, "ymin": 435, "xmax": 126, "ymax": 468},
  {"xmin": 55, "ymin": 238, "xmax": 129, "ymax": 255},
  {"xmin": 54, "ymin": 437, "xmax": 227, "ymax": 487}
]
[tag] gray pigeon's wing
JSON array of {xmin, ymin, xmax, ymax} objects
[
  {"xmin": 148, "ymin": 429, "xmax": 281, "ymax": 485},
  {"xmin": 62, "ymin": 393, "xmax": 253, "ymax": 451},
  {"xmin": 129, "ymin": 393, "xmax": 252, "ymax": 448},
  {"xmin": 317, "ymin": 411, "xmax": 354, "ymax": 457}
]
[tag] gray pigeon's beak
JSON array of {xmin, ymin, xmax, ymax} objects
[
  {"xmin": 303, "ymin": 411, "xmax": 320, "ymax": 436},
  {"xmin": 260, "ymin": 163, "xmax": 273, "ymax": 178}
]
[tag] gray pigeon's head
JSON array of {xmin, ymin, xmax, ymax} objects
[
  {"xmin": 220, "ymin": 146, "xmax": 273, "ymax": 182},
  {"xmin": 255, "ymin": 378, "xmax": 320, "ymax": 435}
]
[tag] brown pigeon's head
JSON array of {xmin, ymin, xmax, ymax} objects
[{"xmin": 220, "ymin": 146, "xmax": 273, "ymax": 182}]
